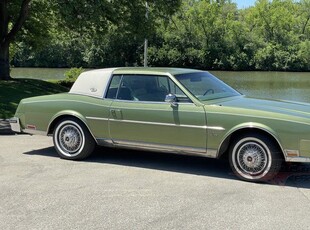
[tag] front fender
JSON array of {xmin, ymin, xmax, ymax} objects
[{"xmin": 217, "ymin": 122, "xmax": 284, "ymax": 157}]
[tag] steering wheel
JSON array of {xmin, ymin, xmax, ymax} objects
[{"xmin": 203, "ymin": 89, "xmax": 214, "ymax": 96}]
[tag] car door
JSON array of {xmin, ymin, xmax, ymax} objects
[{"xmin": 106, "ymin": 74, "xmax": 207, "ymax": 154}]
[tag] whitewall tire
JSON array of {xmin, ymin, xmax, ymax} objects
[
  {"xmin": 229, "ymin": 133, "xmax": 282, "ymax": 182},
  {"xmin": 53, "ymin": 118, "xmax": 95, "ymax": 160}
]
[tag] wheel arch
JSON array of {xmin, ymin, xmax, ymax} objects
[
  {"xmin": 217, "ymin": 122, "xmax": 285, "ymax": 159},
  {"xmin": 47, "ymin": 111, "xmax": 97, "ymax": 144}
]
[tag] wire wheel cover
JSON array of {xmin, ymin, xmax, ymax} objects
[
  {"xmin": 236, "ymin": 142, "xmax": 268, "ymax": 175},
  {"xmin": 58, "ymin": 124, "xmax": 83, "ymax": 154}
]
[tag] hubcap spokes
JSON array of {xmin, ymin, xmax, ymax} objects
[
  {"xmin": 59, "ymin": 125, "xmax": 82, "ymax": 154},
  {"xmin": 237, "ymin": 142, "xmax": 267, "ymax": 175}
]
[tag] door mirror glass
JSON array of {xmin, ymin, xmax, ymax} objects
[{"xmin": 165, "ymin": 94, "xmax": 177, "ymax": 106}]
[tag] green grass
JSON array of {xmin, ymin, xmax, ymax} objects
[{"xmin": 0, "ymin": 79, "xmax": 69, "ymax": 119}]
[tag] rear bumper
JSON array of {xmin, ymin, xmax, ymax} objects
[{"xmin": 9, "ymin": 117, "xmax": 21, "ymax": 133}]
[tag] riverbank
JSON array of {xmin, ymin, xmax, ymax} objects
[
  {"xmin": 2, "ymin": 69, "xmax": 310, "ymax": 119},
  {"xmin": 10, "ymin": 67, "xmax": 310, "ymax": 81}
]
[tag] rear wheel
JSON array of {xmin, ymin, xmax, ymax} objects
[
  {"xmin": 229, "ymin": 133, "xmax": 282, "ymax": 182},
  {"xmin": 53, "ymin": 118, "xmax": 95, "ymax": 160}
]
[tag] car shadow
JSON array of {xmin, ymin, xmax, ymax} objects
[{"xmin": 23, "ymin": 146, "xmax": 310, "ymax": 188}]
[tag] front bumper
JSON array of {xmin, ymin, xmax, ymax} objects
[
  {"xmin": 9, "ymin": 117, "xmax": 21, "ymax": 133},
  {"xmin": 285, "ymin": 156, "xmax": 310, "ymax": 163}
]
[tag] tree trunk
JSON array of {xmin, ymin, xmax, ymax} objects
[
  {"xmin": 0, "ymin": 0, "xmax": 31, "ymax": 80},
  {"xmin": 0, "ymin": 0, "xmax": 11, "ymax": 80},
  {"xmin": 0, "ymin": 42, "xmax": 11, "ymax": 80}
]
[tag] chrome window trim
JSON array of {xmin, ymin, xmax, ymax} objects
[{"xmin": 104, "ymin": 73, "xmax": 194, "ymax": 104}]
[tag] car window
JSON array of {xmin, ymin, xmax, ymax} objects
[
  {"xmin": 106, "ymin": 74, "xmax": 190, "ymax": 102},
  {"xmin": 175, "ymin": 72, "xmax": 240, "ymax": 101},
  {"xmin": 157, "ymin": 77, "xmax": 186, "ymax": 98},
  {"xmin": 106, "ymin": 75, "xmax": 122, "ymax": 99}
]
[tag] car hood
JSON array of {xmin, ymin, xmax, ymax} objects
[{"xmin": 205, "ymin": 96, "xmax": 310, "ymax": 120}]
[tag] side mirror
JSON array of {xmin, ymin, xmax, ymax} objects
[{"xmin": 165, "ymin": 94, "xmax": 178, "ymax": 107}]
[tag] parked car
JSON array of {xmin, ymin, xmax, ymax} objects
[{"xmin": 10, "ymin": 67, "xmax": 310, "ymax": 182}]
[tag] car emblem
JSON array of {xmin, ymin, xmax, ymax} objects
[{"xmin": 90, "ymin": 88, "xmax": 97, "ymax": 92}]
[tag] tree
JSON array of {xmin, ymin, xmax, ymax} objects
[
  {"xmin": 0, "ymin": 0, "xmax": 31, "ymax": 80},
  {"xmin": 148, "ymin": 0, "xmax": 240, "ymax": 69},
  {"xmin": 0, "ymin": 0, "xmax": 181, "ymax": 80}
]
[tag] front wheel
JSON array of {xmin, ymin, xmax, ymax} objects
[
  {"xmin": 53, "ymin": 118, "xmax": 95, "ymax": 160},
  {"xmin": 229, "ymin": 133, "xmax": 283, "ymax": 182}
]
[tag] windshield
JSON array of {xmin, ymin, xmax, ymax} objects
[{"xmin": 174, "ymin": 72, "xmax": 241, "ymax": 101}]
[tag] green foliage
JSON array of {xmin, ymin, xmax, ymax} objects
[
  {"xmin": 9, "ymin": 0, "xmax": 310, "ymax": 71},
  {"xmin": 55, "ymin": 67, "xmax": 85, "ymax": 88},
  {"xmin": 9, "ymin": 44, "xmax": 16, "ymax": 63},
  {"xmin": 64, "ymin": 67, "xmax": 84, "ymax": 81},
  {"xmin": 146, "ymin": 0, "xmax": 309, "ymax": 71}
]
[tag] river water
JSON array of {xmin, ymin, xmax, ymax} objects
[{"xmin": 11, "ymin": 68, "xmax": 310, "ymax": 103}]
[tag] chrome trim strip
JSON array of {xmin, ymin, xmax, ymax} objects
[
  {"xmin": 106, "ymin": 106, "xmax": 202, "ymax": 112},
  {"xmin": 285, "ymin": 156, "xmax": 310, "ymax": 163},
  {"xmin": 96, "ymin": 138, "xmax": 114, "ymax": 147},
  {"xmin": 86, "ymin": 117, "xmax": 109, "ymax": 121},
  {"xmin": 87, "ymin": 116, "xmax": 224, "ymax": 131},
  {"xmin": 69, "ymin": 92, "xmax": 103, "ymax": 99},
  {"xmin": 110, "ymin": 118, "xmax": 205, "ymax": 129},
  {"xmin": 207, "ymin": 126, "xmax": 226, "ymax": 131},
  {"xmin": 115, "ymin": 139, "xmax": 205, "ymax": 153},
  {"xmin": 206, "ymin": 111, "xmax": 310, "ymax": 126},
  {"xmin": 112, "ymin": 99, "xmax": 194, "ymax": 105},
  {"xmin": 106, "ymin": 139, "xmax": 216, "ymax": 157},
  {"xmin": 23, "ymin": 100, "xmax": 110, "ymax": 108},
  {"xmin": 109, "ymin": 118, "xmax": 223, "ymax": 130},
  {"xmin": 207, "ymin": 149, "xmax": 218, "ymax": 157}
]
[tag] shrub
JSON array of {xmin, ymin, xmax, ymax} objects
[
  {"xmin": 64, "ymin": 67, "xmax": 84, "ymax": 81},
  {"xmin": 57, "ymin": 67, "xmax": 84, "ymax": 88}
]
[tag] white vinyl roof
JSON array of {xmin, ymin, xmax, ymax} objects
[{"xmin": 69, "ymin": 68, "xmax": 117, "ymax": 98}]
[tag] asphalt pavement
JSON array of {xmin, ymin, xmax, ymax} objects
[{"xmin": 1, "ymin": 134, "xmax": 310, "ymax": 229}]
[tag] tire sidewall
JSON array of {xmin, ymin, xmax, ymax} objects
[
  {"xmin": 53, "ymin": 118, "xmax": 95, "ymax": 160},
  {"xmin": 229, "ymin": 134, "xmax": 282, "ymax": 182}
]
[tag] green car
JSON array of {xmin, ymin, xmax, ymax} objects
[{"xmin": 10, "ymin": 67, "xmax": 310, "ymax": 182}]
